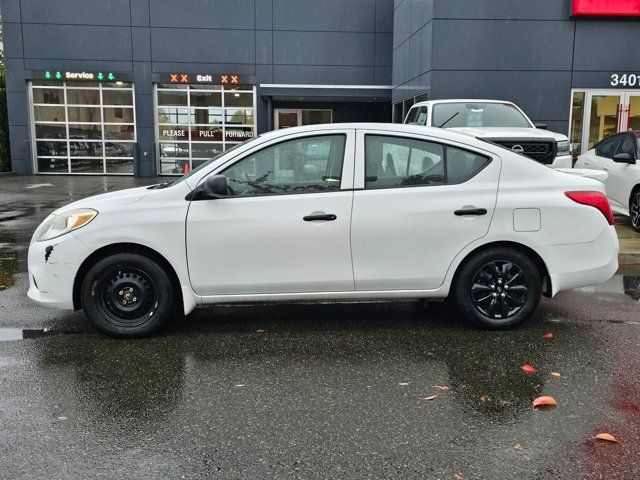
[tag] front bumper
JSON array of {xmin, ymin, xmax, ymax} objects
[
  {"xmin": 27, "ymin": 234, "xmax": 89, "ymax": 310},
  {"xmin": 550, "ymin": 154, "xmax": 572, "ymax": 169}
]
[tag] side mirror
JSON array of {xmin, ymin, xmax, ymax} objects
[
  {"xmin": 612, "ymin": 152, "xmax": 635, "ymax": 164},
  {"xmin": 534, "ymin": 122, "xmax": 548, "ymax": 130},
  {"xmin": 202, "ymin": 174, "xmax": 228, "ymax": 199}
]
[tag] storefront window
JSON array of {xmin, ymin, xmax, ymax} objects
[
  {"xmin": 30, "ymin": 81, "xmax": 136, "ymax": 174},
  {"xmin": 569, "ymin": 91, "xmax": 585, "ymax": 157},
  {"xmin": 156, "ymin": 84, "xmax": 256, "ymax": 175}
]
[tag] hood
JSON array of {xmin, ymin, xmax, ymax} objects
[
  {"xmin": 451, "ymin": 127, "xmax": 568, "ymax": 142},
  {"xmin": 53, "ymin": 185, "xmax": 150, "ymax": 214}
]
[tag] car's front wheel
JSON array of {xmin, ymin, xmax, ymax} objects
[
  {"xmin": 81, "ymin": 253, "xmax": 175, "ymax": 337},
  {"xmin": 630, "ymin": 188, "xmax": 640, "ymax": 232},
  {"xmin": 453, "ymin": 247, "xmax": 542, "ymax": 329}
]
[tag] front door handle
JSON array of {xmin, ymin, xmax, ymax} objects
[
  {"xmin": 303, "ymin": 213, "xmax": 337, "ymax": 221},
  {"xmin": 454, "ymin": 208, "xmax": 487, "ymax": 216},
  {"xmin": 603, "ymin": 165, "xmax": 611, "ymax": 171}
]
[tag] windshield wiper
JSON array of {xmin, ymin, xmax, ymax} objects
[
  {"xmin": 147, "ymin": 180, "xmax": 173, "ymax": 190},
  {"xmin": 438, "ymin": 112, "xmax": 460, "ymax": 128}
]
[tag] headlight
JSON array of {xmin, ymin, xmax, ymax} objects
[
  {"xmin": 36, "ymin": 208, "xmax": 98, "ymax": 242},
  {"xmin": 557, "ymin": 140, "xmax": 570, "ymax": 156}
]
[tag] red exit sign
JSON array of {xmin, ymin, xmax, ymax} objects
[{"xmin": 573, "ymin": 0, "xmax": 640, "ymax": 16}]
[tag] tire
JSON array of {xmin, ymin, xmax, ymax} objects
[
  {"xmin": 630, "ymin": 188, "xmax": 640, "ymax": 232},
  {"xmin": 81, "ymin": 253, "xmax": 175, "ymax": 337},
  {"xmin": 453, "ymin": 247, "xmax": 542, "ymax": 329}
]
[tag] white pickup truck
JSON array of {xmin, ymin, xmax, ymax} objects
[{"xmin": 404, "ymin": 99, "xmax": 573, "ymax": 169}]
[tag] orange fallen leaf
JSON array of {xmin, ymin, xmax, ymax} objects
[
  {"xmin": 595, "ymin": 433, "xmax": 618, "ymax": 443},
  {"xmin": 480, "ymin": 396, "xmax": 488, "ymax": 402},
  {"xmin": 398, "ymin": 382, "xmax": 410, "ymax": 386},
  {"xmin": 233, "ymin": 384, "xmax": 246, "ymax": 388},
  {"xmin": 434, "ymin": 385, "xmax": 450, "ymax": 391},
  {"xmin": 454, "ymin": 473, "xmax": 465, "ymax": 480},
  {"xmin": 521, "ymin": 364, "xmax": 536, "ymax": 374},
  {"xmin": 514, "ymin": 443, "xmax": 524, "ymax": 451},
  {"xmin": 533, "ymin": 396, "xmax": 558, "ymax": 409},
  {"xmin": 420, "ymin": 395, "xmax": 438, "ymax": 401},
  {"xmin": 551, "ymin": 372, "xmax": 561, "ymax": 377},
  {"xmin": 543, "ymin": 332, "xmax": 554, "ymax": 339},
  {"xmin": 256, "ymin": 329, "xmax": 269, "ymax": 333}
]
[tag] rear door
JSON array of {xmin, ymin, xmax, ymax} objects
[{"xmin": 350, "ymin": 130, "xmax": 500, "ymax": 291}]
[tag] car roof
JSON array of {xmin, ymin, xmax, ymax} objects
[
  {"xmin": 410, "ymin": 99, "xmax": 517, "ymax": 108},
  {"xmin": 254, "ymin": 122, "xmax": 479, "ymax": 143}
]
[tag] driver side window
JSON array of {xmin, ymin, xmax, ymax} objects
[{"xmin": 222, "ymin": 134, "xmax": 346, "ymax": 197}]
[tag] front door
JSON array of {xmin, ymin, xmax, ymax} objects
[
  {"xmin": 186, "ymin": 130, "xmax": 356, "ymax": 297},
  {"xmin": 350, "ymin": 130, "xmax": 500, "ymax": 291}
]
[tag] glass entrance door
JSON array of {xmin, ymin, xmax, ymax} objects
[
  {"xmin": 274, "ymin": 109, "xmax": 332, "ymax": 129},
  {"xmin": 571, "ymin": 90, "xmax": 640, "ymax": 155},
  {"xmin": 623, "ymin": 92, "xmax": 640, "ymax": 131}
]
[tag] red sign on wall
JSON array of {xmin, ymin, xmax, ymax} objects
[{"xmin": 573, "ymin": 0, "xmax": 640, "ymax": 16}]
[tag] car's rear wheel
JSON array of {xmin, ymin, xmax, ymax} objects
[
  {"xmin": 630, "ymin": 188, "xmax": 640, "ymax": 232},
  {"xmin": 453, "ymin": 247, "xmax": 542, "ymax": 329},
  {"xmin": 81, "ymin": 253, "xmax": 174, "ymax": 337}
]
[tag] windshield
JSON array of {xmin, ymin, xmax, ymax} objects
[
  {"xmin": 432, "ymin": 102, "xmax": 532, "ymax": 128},
  {"xmin": 160, "ymin": 138, "xmax": 257, "ymax": 188}
]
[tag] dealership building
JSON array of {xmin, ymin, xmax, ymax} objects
[{"xmin": 1, "ymin": 0, "xmax": 639, "ymax": 176}]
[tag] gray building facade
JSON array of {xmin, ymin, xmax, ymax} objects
[
  {"xmin": 392, "ymin": 0, "xmax": 640, "ymax": 157},
  {"xmin": 2, "ymin": 0, "xmax": 639, "ymax": 176}
]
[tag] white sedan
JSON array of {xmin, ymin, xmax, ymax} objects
[
  {"xmin": 28, "ymin": 124, "xmax": 619, "ymax": 337},
  {"xmin": 574, "ymin": 131, "xmax": 640, "ymax": 231}
]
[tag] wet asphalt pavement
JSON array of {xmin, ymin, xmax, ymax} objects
[{"xmin": 1, "ymin": 175, "xmax": 640, "ymax": 479}]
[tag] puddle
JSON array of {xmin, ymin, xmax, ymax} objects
[
  {"xmin": 0, "ymin": 249, "xmax": 19, "ymax": 291},
  {"xmin": 578, "ymin": 274, "xmax": 640, "ymax": 301},
  {"xmin": 0, "ymin": 328, "xmax": 51, "ymax": 342}
]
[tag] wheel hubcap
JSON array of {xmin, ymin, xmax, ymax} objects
[
  {"xmin": 471, "ymin": 261, "xmax": 528, "ymax": 320},
  {"xmin": 631, "ymin": 192, "xmax": 640, "ymax": 229},
  {"xmin": 98, "ymin": 267, "xmax": 158, "ymax": 326}
]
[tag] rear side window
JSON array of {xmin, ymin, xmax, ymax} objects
[
  {"xmin": 364, "ymin": 135, "xmax": 490, "ymax": 189},
  {"xmin": 595, "ymin": 135, "xmax": 619, "ymax": 158}
]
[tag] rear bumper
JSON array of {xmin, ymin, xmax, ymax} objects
[
  {"xmin": 27, "ymin": 234, "xmax": 88, "ymax": 310},
  {"xmin": 541, "ymin": 226, "xmax": 619, "ymax": 296}
]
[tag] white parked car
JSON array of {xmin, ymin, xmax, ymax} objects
[
  {"xmin": 404, "ymin": 99, "xmax": 573, "ymax": 168},
  {"xmin": 28, "ymin": 124, "xmax": 618, "ymax": 337},
  {"xmin": 574, "ymin": 131, "xmax": 640, "ymax": 231}
]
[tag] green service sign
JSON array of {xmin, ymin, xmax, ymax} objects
[{"xmin": 38, "ymin": 70, "xmax": 126, "ymax": 82}]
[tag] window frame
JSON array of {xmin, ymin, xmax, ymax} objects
[
  {"xmin": 196, "ymin": 130, "xmax": 356, "ymax": 200},
  {"xmin": 354, "ymin": 131, "xmax": 493, "ymax": 191}
]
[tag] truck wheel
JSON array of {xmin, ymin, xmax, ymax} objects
[
  {"xmin": 81, "ymin": 253, "xmax": 174, "ymax": 337},
  {"xmin": 453, "ymin": 247, "xmax": 542, "ymax": 329}
]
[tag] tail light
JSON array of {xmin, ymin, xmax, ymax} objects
[{"xmin": 565, "ymin": 191, "xmax": 614, "ymax": 225}]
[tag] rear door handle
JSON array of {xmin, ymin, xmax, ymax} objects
[
  {"xmin": 303, "ymin": 213, "xmax": 337, "ymax": 221},
  {"xmin": 454, "ymin": 208, "xmax": 487, "ymax": 216}
]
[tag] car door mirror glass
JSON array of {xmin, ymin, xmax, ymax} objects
[
  {"xmin": 612, "ymin": 152, "xmax": 634, "ymax": 164},
  {"xmin": 202, "ymin": 174, "xmax": 229, "ymax": 199}
]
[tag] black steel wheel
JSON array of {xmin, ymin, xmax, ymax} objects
[
  {"xmin": 630, "ymin": 189, "xmax": 640, "ymax": 232},
  {"xmin": 453, "ymin": 247, "xmax": 541, "ymax": 329},
  {"xmin": 81, "ymin": 253, "xmax": 175, "ymax": 337}
]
